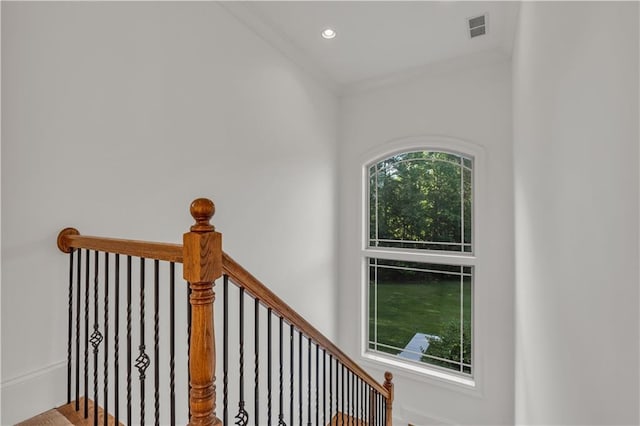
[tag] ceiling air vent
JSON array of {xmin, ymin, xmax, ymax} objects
[{"xmin": 468, "ymin": 14, "xmax": 487, "ymax": 38}]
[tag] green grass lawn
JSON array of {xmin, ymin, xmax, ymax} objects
[{"xmin": 369, "ymin": 280, "xmax": 471, "ymax": 355}]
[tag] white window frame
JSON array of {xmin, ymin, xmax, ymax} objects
[{"xmin": 359, "ymin": 136, "xmax": 486, "ymax": 391}]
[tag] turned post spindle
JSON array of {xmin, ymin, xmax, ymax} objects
[
  {"xmin": 184, "ymin": 198, "xmax": 223, "ymax": 426},
  {"xmin": 383, "ymin": 372, "xmax": 394, "ymax": 426}
]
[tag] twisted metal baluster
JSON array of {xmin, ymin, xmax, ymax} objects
[
  {"xmin": 84, "ymin": 250, "xmax": 90, "ymax": 418},
  {"xmin": 66, "ymin": 250, "xmax": 74, "ymax": 404},
  {"xmin": 126, "ymin": 256, "xmax": 132, "ymax": 426},
  {"xmin": 235, "ymin": 287, "xmax": 248, "ymax": 426},
  {"xmin": 103, "ymin": 252, "xmax": 109, "ymax": 426},
  {"xmin": 290, "ymin": 325, "xmax": 294, "ymax": 426},
  {"xmin": 114, "ymin": 254, "xmax": 120, "ymax": 425},
  {"xmin": 267, "ymin": 308, "xmax": 272, "ymax": 425},
  {"xmin": 298, "ymin": 331, "xmax": 302, "ymax": 426},
  {"xmin": 307, "ymin": 337, "xmax": 311, "ymax": 426},
  {"xmin": 154, "ymin": 260, "xmax": 160, "ymax": 426},
  {"xmin": 75, "ymin": 249, "xmax": 81, "ymax": 411},
  {"xmin": 223, "ymin": 276, "xmax": 229, "ymax": 426},
  {"xmin": 323, "ymin": 350, "xmax": 326, "ymax": 426},
  {"xmin": 136, "ymin": 258, "xmax": 150, "ymax": 425},
  {"xmin": 254, "ymin": 298, "xmax": 260, "ymax": 426},
  {"xmin": 169, "ymin": 262, "xmax": 176, "ymax": 426},
  {"xmin": 90, "ymin": 251, "xmax": 103, "ymax": 426},
  {"xmin": 278, "ymin": 317, "xmax": 286, "ymax": 426},
  {"xmin": 315, "ymin": 343, "xmax": 319, "ymax": 426},
  {"xmin": 328, "ymin": 355, "xmax": 332, "ymax": 425}
]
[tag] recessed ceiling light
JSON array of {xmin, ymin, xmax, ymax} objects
[{"xmin": 321, "ymin": 28, "xmax": 336, "ymax": 40}]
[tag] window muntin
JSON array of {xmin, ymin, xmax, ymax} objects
[
  {"xmin": 369, "ymin": 151, "xmax": 473, "ymax": 253},
  {"xmin": 365, "ymin": 149, "xmax": 475, "ymax": 378}
]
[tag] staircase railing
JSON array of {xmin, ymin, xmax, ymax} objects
[{"xmin": 57, "ymin": 198, "xmax": 393, "ymax": 426}]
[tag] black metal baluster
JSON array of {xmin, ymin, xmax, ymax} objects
[
  {"xmin": 350, "ymin": 372, "xmax": 354, "ymax": 425},
  {"xmin": 328, "ymin": 355, "xmax": 332, "ymax": 425},
  {"xmin": 223, "ymin": 276, "xmax": 228, "ymax": 426},
  {"xmin": 335, "ymin": 360, "xmax": 339, "ymax": 424},
  {"xmin": 254, "ymin": 298, "xmax": 260, "ymax": 426},
  {"xmin": 315, "ymin": 343, "xmax": 318, "ymax": 426},
  {"xmin": 347, "ymin": 370, "xmax": 351, "ymax": 425},
  {"xmin": 307, "ymin": 337, "xmax": 311, "ymax": 426},
  {"xmin": 187, "ymin": 284, "xmax": 192, "ymax": 421},
  {"xmin": 353, "ymin": 375, "xmax": 357, "ymax": 424},
  {"xmin": 136, "ymin": 258, "xmax": 150, "ymax": 426},
  {"xmin": 307, "ymin": 337, "xmax": 318, "ymax": 426},
  {"xmin": 341, "ymin": 364, "xmax": 345, "ymax": 425},
  {"xmin": 90, "ymin": 251, "xmax": 103, "ymax": 426},
  {"xmin": 365, "ymin": 384, "xmax": 369, "ymax": 425},
  {"xmin": 67, "ymin": 249, "xmax": 74, "ymax": 404},
  {"xmin": 267, "ymin": 309, "xmax": 272, "ymax": 426},
  {"xmin": 383, "ymin": 396, "xmax": 387, "ymax": 426},
  {"xmin": 169, "ymin": 262, "xmax": 176, "ymax": 426},
  {"xmin": 103, "ymin": 252, "xmax": 109, "ymax": 426},
  {"xmin": 84, "ymin": 249, "xmax": 90, "ymax": 419},
  {"xmin": 126, "ymin": 256, "xmax": 132, "ymax": 426},
  {"xmin": 114, "ymin": 254, "xmax": 120, "ymax": 425},
  {"xmin": 298, "ymin": 332, "xmax": 302, "ymax": 426},
  {"xmin": 75, "ymin": 249, "xmax": 81, "ymax": 411},
  {"xmin": 290, "ymin": 325, "xmax": 294, "ymax": 426},
  {"xmin": 278, "ymin": 317, "xmax": 285, "ymax": 426},
  {"xmin": 154, "ymin": 260, "xmax": 160, "ymax": 426},
  {"xmin": 323, "ymin": 350, "xmax": 326, "ymax": 426},
  {"xmin": 236, "ymin": 287, "xmax": 248, "ymax": 426},
  {"xmin": 360, "ymin": 378, "xmax": 364, "ymax": 424}
]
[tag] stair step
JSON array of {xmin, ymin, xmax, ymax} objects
[
  {"xmin": 16, "ymin": 398, "xmax": 120, "ymax": 426},
  {"xmin": 329, "ymin": 412, "xmax": 368, "ymax": 426},
  {"xmin": 16, "ymin": 409, "xmax": 73, "ymax": 426}
]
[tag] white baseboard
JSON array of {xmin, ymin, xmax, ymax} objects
[{"xmin": 1, "ymin": 361, "xmax": 67, "ymax": 425}]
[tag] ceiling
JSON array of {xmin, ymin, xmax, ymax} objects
[{"xmin": 221, "ymin": 1, "xmax": 521, "ymax": 93}]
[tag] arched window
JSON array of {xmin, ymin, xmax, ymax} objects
[{"xmin": 364, "ymin": 148, "xmax": 477, "ymax": 380}]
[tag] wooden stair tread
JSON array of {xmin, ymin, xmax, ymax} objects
[
  {"xmin": 329, "ymin": 412, "xmax": 368, "ymax": 426},
  {"xmin": 17, "ymin": 399, "xmax": 120, "ymax": 426},
  {"xmin": 16, "ymin": 409, "xmax": 73, "ymax": 426}
]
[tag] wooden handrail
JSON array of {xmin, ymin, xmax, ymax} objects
[
  {"xmin": 57, "ymin": 227, "xmax": 183, "ymax": 262},
  {"xmin": 222, "ymin": 251, "xmax": 391, "ymax": 399}
]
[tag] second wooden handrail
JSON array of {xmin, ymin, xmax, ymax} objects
[
  {"xmin": 222, "ymin": 251, "xmax": 390, "ymax": 398},
  {"xmin": 57, "ymin": 228, "xmax": 183, "ymax": 263}
]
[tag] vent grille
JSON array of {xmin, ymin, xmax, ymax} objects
[{"xmin": 468, "ymin": 14, "xmax": 487, "ymax": 38}]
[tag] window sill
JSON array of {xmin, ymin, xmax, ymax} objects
[{"xmin": 361, "ymin": 350, "xmax": 483, "ymax": 397}]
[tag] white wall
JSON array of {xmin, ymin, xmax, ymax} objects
[
  {"xmin": 513, "ymin": 2, "xmax": 639, "ymax": 425},
  {"xmin": 338, "ymin": 53, "xmax": 514, "ymax": 425},
  {"xmin": 1, "ymin": 3, "xmax": 338, "ymax": 424}
]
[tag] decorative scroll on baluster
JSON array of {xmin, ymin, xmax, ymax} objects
[
  {"xmin": 136, "ymin": 258, "xmax": 150, "ymax": 425},
  {"xmin": 184, "ymin": 198, "xmax": 223, "ymax": 426}
]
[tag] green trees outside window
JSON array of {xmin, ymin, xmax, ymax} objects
[{"xmin": 366, "ymin": 150, "xmax": 474, "ymax": 376}]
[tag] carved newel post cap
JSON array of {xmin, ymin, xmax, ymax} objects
[
  {"xmin": 384, "ymin": 371, "xmax": 393, "ymax": 384},
  {"xmin": 190, "ymin": 198, "xmax": 215, "ymax": 232}
]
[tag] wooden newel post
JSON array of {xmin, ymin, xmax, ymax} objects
[
  {"xmin": 383, "ymin": 372, "xmax": 394, "ymax": 426},
  {"xmin": 184, "ymin": 198, "xmax": 223, "ymax": 426}
]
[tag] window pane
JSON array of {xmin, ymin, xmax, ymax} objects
[
  {"xmin": 368, "ymin": 258, "xmax": 473, "ymax": 375},
  {"xmin": 368, "ymin": 151, "xmax": 473, "ymax": 252}
]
